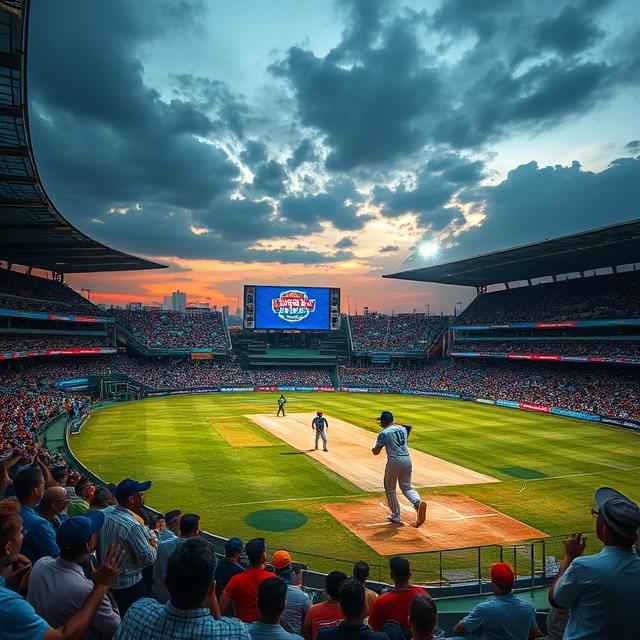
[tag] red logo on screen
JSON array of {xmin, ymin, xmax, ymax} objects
[{"xmin": 272, "ymin": 290, "xmax": 316, "ymax": 323}]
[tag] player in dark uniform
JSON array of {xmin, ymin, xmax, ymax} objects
[
  {"xmin": 277, "ymin": 393, "xmax": 287, "ymax": 416},
  {"xmin": 311, "ymin": 411, "xmax": 328, "ymax": 451}
]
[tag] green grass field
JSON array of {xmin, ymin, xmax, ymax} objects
[{"xmin": 69, "ymin": 392, "xmax": 640, "ymax": 581}]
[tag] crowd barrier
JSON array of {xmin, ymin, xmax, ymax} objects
[
  {"xmin": 451, "ymin": 318, "xmax": 640, "ymax": 330},
  {"xmin": 0, "ymin": 307, "xmax": 114, "ymax": 323}
]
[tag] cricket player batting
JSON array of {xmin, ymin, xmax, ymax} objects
[{"xmin": 371, "ymin": 410, "xmax": 426, "ymax": 527}]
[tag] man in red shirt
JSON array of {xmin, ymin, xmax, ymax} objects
[
  {"xmin": 220, "ymin": 538, "xmax": 274, "ymax": 622},
  {"xmin": 302, "ymin": 570, "xmax": 348, "ymax": 640},
  {"xmin": 368, "ymin": 557, "xmax": 428, "ymax": 631}
]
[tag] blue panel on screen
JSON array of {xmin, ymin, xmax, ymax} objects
[{"xmin": 254, "ymin": 286, "xmax": 331, "ymax": 330}]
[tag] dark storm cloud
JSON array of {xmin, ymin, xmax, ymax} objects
[
  {"xmin": 380, "ymin": 245, "xmax": 400, "ymax": 253},
  {"xmin": 534, "ymin": 4, "xmax": 604, "ymax": 55},
  {"xmin": 334, "ymin": 237, "xmax": 356, "ymax": 249},
  {"xmin": 287, "ymin": 138, "xmax": 317, "ymax": 169},
  {"xmin": 272, "ymin": 0, "xmax": 629, "ymax": 168},
  {"xmin": 435, "ymin": 155, "xmax": 640, "ymax": 261},
  {"xmin": 248, "ymin": 160, "xmax": 288, "ymax": 198},
  {"xmin": 279, "ymin": 178, "xmax": 371, "ymax": 231}
]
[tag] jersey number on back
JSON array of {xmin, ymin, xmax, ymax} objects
[{"xmin": 393, "ymin": 431, "xmax": 406, "ymax": 447}]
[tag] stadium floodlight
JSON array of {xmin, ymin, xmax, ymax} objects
[{"xmin": 419, "ymin": 240, "xmax": 439, "ymax": 258}]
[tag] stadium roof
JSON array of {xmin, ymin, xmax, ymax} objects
[
  {"xmin": 0, "ymin": 1, "xmax": 165, "ymax": 273},
  {"xmin": 384, "ymin": 218, "xmax": 640, "ymax": 287}
]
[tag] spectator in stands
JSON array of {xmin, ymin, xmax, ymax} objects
[
  {"xmin": 0, "ymin": 498, "xmax": 125, "ymax": 640},
  {"xmin": 316, "ymin": 578, "xmax": 386, "ymax": 640},
  {"xmin": 99, "ymin": 478, "xmax": 156, "ymax": 616},
  {"xmin": 221, "ymin": 537, "xmax": 274, "ymax": 622},
  {"xmin": 116, "ymin": 537, "xmax": 249, "ymax": 640},
  {"xmin": 352, "ymin": 561, "xmax": 377, "ymax": 615},
  {"xmin": 50, "ymin": 464, "xmax": 69, "ymax": 489},
  {"xmin": 408, "ymin": 596, "xmax": 438, "ymax": 640},
  {"xmin": 67, "ymin": 477, "xmax": 91, "ymax": 516},
  {"xmin": 272, "ymin": 549, "xmax": 311, "ymax": 634},
  {"xmin": 368, "ymin": 557, "xmax": 428, "ymax": 632},
  {"xmin": 550, "ymin": 487, "xmax": 640, "ymax": 639},
  {"xmin": 154, "ymin": 513, "xmax": 201, "ymax": 603},
  {"xmin": 15, "ymin": 465, "xmax": 60, "ymax": 562},
  {"xmin": 36, "ymin": 486, "xmax": 69, "ymax": 533},
  {"xmin": 27, "ymin": 511, "xmax": 121, "ymax": 637},
  {"xmin": 302, "ymin": 570, "xmax": 348, "ymax": 640},
  {"xmin": 247, "ymin": 576, "xmax": 300, "ymax": 640},
  {"xmin": 452, "ymin": 562, "xmax": 540, "ymax": 639},
  {"xmin": 215, "ymin": 537, "xmax": 245, "ymax": 599},
  {"xmin": 92, "ymin": 484, "xmax": 117, "ymax": 511},
  {"xmin": 158, "ymin": 509, "xmax": 181, "ymax": 543}
]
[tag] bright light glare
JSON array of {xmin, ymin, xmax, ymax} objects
[{"xmin": 419, "ymin": 240, "xmax": 440, "ymax": 258}]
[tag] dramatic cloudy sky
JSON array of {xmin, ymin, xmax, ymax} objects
[{"xmin": 27, "ymin": 0, "xmax": 640, "ymax": 312}]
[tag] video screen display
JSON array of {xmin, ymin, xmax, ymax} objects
[{"xmin": 251, "ymin": 286, "xmax": 332, "ymax": 330}]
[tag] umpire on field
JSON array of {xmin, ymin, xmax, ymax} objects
[{"xmin": 372, "ymin": 411, "xmax": 426, "ymax": 527}]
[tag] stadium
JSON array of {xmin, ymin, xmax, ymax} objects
[{"xmin": 2, "ymin": 2, "xmax": 640, "ymax": 639}]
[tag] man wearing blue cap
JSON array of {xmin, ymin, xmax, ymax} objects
[
  {"xmin": 215, "ymin": 537, "xmax": 246, "ymax": 599},
  {"xmin": 99, "ymin": 478, "xmax": 157, "ymax": 615},
  {"xmin": 371, "ymin": 411, "xmax": 426, "ymax": 527},
  {"xmin": 28, "ymin": 511, "xmax": 121, "ymax": 637},
  {"xmin": 550, "ymin": 487, "xmax": 640, "ymax": 639}
]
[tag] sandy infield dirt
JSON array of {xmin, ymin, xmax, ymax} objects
[
  {"xmin": 246, "ymin": 413, "xmax": 497, "ymax": 491},
  {"xmin": 323, "ymin": 494, "xmax": 547, "ymax": 554}
]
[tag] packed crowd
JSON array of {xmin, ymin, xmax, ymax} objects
[
  {"xmin": 0, "ymin": 334, "xmax": 111, "ymax": 353},
  {"xmin": 451, "ymin": 341, "xmax": 640, "ymax": 358},
  {"xmin": 0, "ymin": 269, "xmax": 100, "ymax": 315},
  {"xmin": 339, "ymin": 360, "xmax": 640, "ymax": 421},
  {"xmin": 1, "ymin": 460, "xmax": 639, "ymax": 639},
  {"xmin": 114, "ymin": 310, "xmax": 229, "ymax": 350},
  {"xmin": 252, "ymin": 368, "xmax": 333, "ymax": 387},
  {"xmin": 350, "ymin": 314, "xmax": 448, "ymax": 352},
  {"xmin": 457, "ymin": 270, "xmax": 640, "ymax": 325}
]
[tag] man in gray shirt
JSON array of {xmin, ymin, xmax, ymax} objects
[
  {"xmin": 273, "ymin": 550, "xmax": 311, "ymax": 634},
  {"xmin": 28, "ymin": 511, "xmax": 121, "ymax": 638}
]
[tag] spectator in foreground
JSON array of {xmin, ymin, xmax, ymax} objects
[
  {"xmin": 272, "ymin": 549, "xmax": 311, "ymax": 634},
  {"xmin": 154, "ymin": 513, "xmax": 201, "ymax": 603},
  {"xmin": 352, "ymin": 561, "xmax": 378, "ymax": 615},
  {"xmin": 550, "ymin": 487, "xmax": 640, "ymax": 639},
  {"xmin": 452, "ymin": 562, "xmax": 540, "ymax": 639},
  {"xmin": 408, "ymin": 596, "xmax": 438, "ymax": 640},
  {"xmin": 67, "ymin": 477, "xmax": 91, "ymax": 516},
  {"xmin": 158, "ymin": 509, "xmax": 181, "ymax": 543},
  {"xmin": 99, "ymin": 478, "xmax": 157, "ymax": 615},
  {"xmin": 15, "ymin": 465, "xmax": 60, "ymax": 562},
  {"xmin": 316, "ymin": 578, "xmax": 386, "ymax": 640},
  {"xmin": 27, "ymin": 511, "xmax": 121, "ymax": 637},
  {"xmin": 92, "ymin": 484, "xmax": 117, "ymax": 511},
  {"xmin": 247, "ymin": 576, "xmax": 300, "ymax": 640},
  {"xmin": 36, "ymin": 486, "xmax": 69, "ymax": 533},
  {"xmin": 221, "ymin": 537, "xmax": 274, "ymax": 622},
  {"xmin": 0, "ymin": 498, "xmax": 125, "ymax": 640},
  {"xmin": 302, "ymin": 570, "xmax": 348, "ymax": 640},
  {"xmin": 116, "ymin": 537, "xmax": 249, "ymax": 640},
  {"xmin": 367, "ymin": 557, "xmax": 427, "ymax": 632},
  {"xmin": 215, "ymin": 537, "xmax": 245, "ymax": 599}
]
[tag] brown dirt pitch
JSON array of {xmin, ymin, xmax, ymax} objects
[
  {"xmin": 246, "ymin": 413, "xmax": 497, "ymax": 491},
  {"xmin": 323, "ymin": 494, "xmax": 548, "ymax": 555}
]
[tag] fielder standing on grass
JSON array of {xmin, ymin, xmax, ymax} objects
[
  {"xmin": 311, "ymin": 411, "xmax": 328, "ymax": 452},
  {"xmin": 372, "ymin": 410, "xmax": 426, "ymax": 527},
  {"xmin": 277, "ymin": 393, "xmax": 287, "ymax": 417}
]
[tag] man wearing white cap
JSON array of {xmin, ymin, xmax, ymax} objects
[{"xmin": 550, "ymin": 487, "xmax": 640, "ymax": 640}]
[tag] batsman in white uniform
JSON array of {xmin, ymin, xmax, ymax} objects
[{"xmin": 372, "ymin": 410, "xmax": 426, "ymax": 527}]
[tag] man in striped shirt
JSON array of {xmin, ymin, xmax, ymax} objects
[
  {"xmin": 116, "ymin": 537, "xmax": 249, "ymax": 640},
  {"xmin": 99, "ymin": 478, "xmax": 156, "ymax": 615}
]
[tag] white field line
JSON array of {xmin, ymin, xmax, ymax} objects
[{"xmin": 221, "ymin": 493, "xmax": 366, "ymax": 508}]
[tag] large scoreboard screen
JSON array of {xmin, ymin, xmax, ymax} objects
[{"xmin": 244, "ymin": 285, "xmax": 340, "ymax": 331}]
